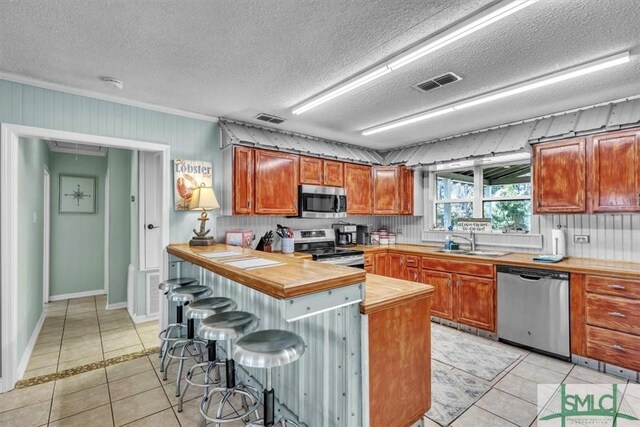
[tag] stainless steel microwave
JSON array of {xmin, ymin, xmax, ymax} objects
[{"xmin": 296, "ymin": 185, "xmax": 347, "ymax": 218}]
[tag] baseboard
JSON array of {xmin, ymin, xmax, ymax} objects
[
  {"xmin": 105, "ymin": 302, "xmax": 127, "ymax": 310},
  {"xmin": 131, "ymin": 313, "xmax": 159, "ymax": 324},
  {"xmin": 17, "ymin": 311, "xmax": 45, "ymax": 379},
  {"xmin": 48, "ymin": 289, "xmax": 106, "ymax": 301}
]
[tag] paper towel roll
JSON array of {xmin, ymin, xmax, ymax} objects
[{"xmin": 552, "ymin": 226, "xmax": 566, "ymax": 256}]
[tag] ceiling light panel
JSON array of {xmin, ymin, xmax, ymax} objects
[
  {"xmin": 362, "ymin": 51, "xmax": 630, "ymax": 136},
  {"xmin": 291, "ymin": 0, "xmax": 538, "ymax": 115}
]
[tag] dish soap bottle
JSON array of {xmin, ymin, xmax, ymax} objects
[{"xmin": 444, "ymin": 235, "xmax": 452, "ymax": 250}]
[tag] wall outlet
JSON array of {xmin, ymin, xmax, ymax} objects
[
  {"xmin": 574, "ymin": 235, "xmax": 590, "ymax": 244},
  {"xmin": 396, "ymin": 228, "xmax": 403, "ymax": 235}
]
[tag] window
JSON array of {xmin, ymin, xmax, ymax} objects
[{"xmin": 432, "ymin": 163, "xmax": 532, "ymax": 232}]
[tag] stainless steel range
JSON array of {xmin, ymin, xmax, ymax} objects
[{"xmin": 293, "ymin": 228, "xmax": 364, "ymax": 268}]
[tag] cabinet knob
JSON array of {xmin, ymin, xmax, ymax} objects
[
  {"xmin": 447, "ymin": 278, "xmax": 452, "ymax": 287},
  {"xmin": 456, "ymin": 279, "xmax": 461, "ymax": 288},
  {"xmin": 611, "ymin": 344, "xmax": 625, "ymax": 351},
  {"xmin": 247, "ymin": 200, "xmax": 250, "ymax": 208},
  {"xmin": 608, "ymin": 284, "xmax": 626, "ymax": 290},
  {"xmin": 608, "ymin": 311, "xmax": 626, "ymax": 318}
]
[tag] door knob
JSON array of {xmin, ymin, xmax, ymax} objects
[{"xmin": 147, "ymin": 224, "xmax": 159, "ymax": 230}]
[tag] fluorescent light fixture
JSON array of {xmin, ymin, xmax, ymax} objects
[
  {"xmin": 292, "ymin": 0, "xmax": 537, "ymax": 115},
  {"xmin": 481, "ymin": 152, "xmax": 531, "ymax": 163},
  {"xmin": 435, "ymin": 160, "xmax": 474, "ymax": 171},
  {"xmin": 362, "ymin": 51, "xmax": 630, "ymax": 136}
]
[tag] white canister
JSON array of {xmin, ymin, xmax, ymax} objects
[
  {"xmin": 380, "ymin": 236, "xmax": 389, "ymax": 245},
  {"xmin": 281, "ymin": 238, "xmax": 295, "ymax": 254},
  {"xmin": 387, "ymin": 233, "xmax": 396, "ymax": 245},
  {"xmin": 371, "ymin": 232, "xmax": 381, "ymax": 245}
]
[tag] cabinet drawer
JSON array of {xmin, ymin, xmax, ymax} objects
[
  {"xmin": 585, "ymin": 275, "xmax": 640, "ymax": 299},
  {"xmin": 420, "ymin": 257, "xmax": 493, "ymax": 278},
  {"xmin": 586, "ymin": 294, "xmax": 640, "ymax": 336},
  {"xmin": 586, "ymin": 325, "xmax": 640, "ymax": 371},
  {"xmin": 405, "ymin": 255, "xmax": 419, "ymax": 268},
  {"xmin": 364, "ymin": 254, "xmax": 374, "ymax": 267}
]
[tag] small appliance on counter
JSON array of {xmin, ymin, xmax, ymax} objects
[
  {"xmin": 332, "ymin": 223, "xmax": 357, "ymax": 246},
  {"xmin": 356, "ymin": 224, "xmax": 374, "ymax": 245}
]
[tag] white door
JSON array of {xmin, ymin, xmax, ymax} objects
[
  {"xmin": 43, "ymin": 168, "xmax": 50, "ymax": 303},
  {"xmin": 139, "ymin": 151, "xmax": 162, "ymax": 271}
]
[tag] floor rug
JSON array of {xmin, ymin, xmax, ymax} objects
[
  {"xmin": 432, "ymin": 326, "xmax": 520, "ymax": 381},
  {"xmin": 426, "ymin": 366, "xmax": 491, "ymax": 426}
]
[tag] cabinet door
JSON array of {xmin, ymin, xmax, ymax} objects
[
  {"xmin": 254, "ymin": 149, "xmax": 299, "ymax": 215},
  {"xmin": 299, "ymin": 156, "xmax": 323, "ymax": 185},
  {"xmin": 533, "ymin": 138, "xmax": 586, "ymax": 213},
  {"xmin": 400, "ymin": 166, "xmax": 414, "ymax": 215},
  {"xmin": 591, "ymin": 130, "xmax": 640, "ymax": 212},
  {"xmin": 232, "ymin": 146, "xmax": 254, "ymax": 215},
  {"xmin": 455, "ymin": 274, "xmax": 495, "ymax": 331},
  {"xmin": 344, "ymin": 163, "xmax": 373, "ymax": 214},
  {"xmin": 373, "ymin": 166, "xmax": 400, "ymax": 214},
  {"xmin": 373, "ymin": 253, "xmax": 388, "ymax": 276},
  {"xmin": 407, "ymin": 267, "xmax": 420, "ymax": 283},
  {"xmin": 420, "ymin": 270, "xmax": 453, "ymax": 320},
  {"xmin": 323, "ymin": 160, "xmax": 344, "ymax": 187},
  {"xmin": 388, "ymin": 253, "xmax": 405, "ymax": 280}
]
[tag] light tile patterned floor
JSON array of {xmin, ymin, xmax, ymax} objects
[
  {"xmin": 4, "ymin": 302, "xmax": 638, "ymax": 426},
  {"xmin": 22, "ymin": 295, "xmax": 159, "ymax": 380}
]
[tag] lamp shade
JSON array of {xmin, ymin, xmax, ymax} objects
[{"xmin": 189, "ymin": 186, "xmax": 220, "ymax": 210}]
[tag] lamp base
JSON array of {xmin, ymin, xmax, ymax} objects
[{"xmin": 189, "ymin": 236, "xmax": 216, "ymax": 246}]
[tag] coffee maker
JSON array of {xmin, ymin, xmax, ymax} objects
[
  {"xmin": 356, "ymin": 224, "xmax": 374, "ymax": 245},
  {"xmin": 332, "ymin": 223, "xmax": 357, "ymax": 246}
]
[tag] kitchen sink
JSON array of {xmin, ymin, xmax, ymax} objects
[
  {"xmin": 465, "ymin": 250, "xmax": 510, "ymax": 257},
  {"xmin": 433, "ymin": 249, "xmax": 510, "ymax": 257}
]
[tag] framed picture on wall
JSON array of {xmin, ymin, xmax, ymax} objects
[
  {"xmin": 59, "ymin": 174, "xmax": 96, "ymax": 214},
  {"xmin": 173, "ymin": 159, "xmax": 213, "ymax": 211}
]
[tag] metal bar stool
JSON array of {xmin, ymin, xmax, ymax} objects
[
  {"xmin": 177, "ymin": 296, "xmax": 237, "ymax": 412},
  {"xmin": 233, "ymin": 330, "xmax": 306, "ymax": 427},
  {"xmin": 163, "ymin": 285, "xmax": 213, "ymax": 393},
  {"xmin": 198, "ymin": 311, "xmax": 261, "ymax": 426},
  {"xmin": 158, "ymin": 277, "xmax": 198, "ymax": 365}
]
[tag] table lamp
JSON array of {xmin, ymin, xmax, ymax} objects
[{"xmin": 189, "ymin": 184, "xmax": 220, "ymax": 246}]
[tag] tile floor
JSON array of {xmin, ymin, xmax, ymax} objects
[
  {"xmin": 22, "ymin": 295, "xmax": 159, "ymax": 380},
  {"xmin": 3, "ymin": 302, "xmax": 638, "ymax": 427}
]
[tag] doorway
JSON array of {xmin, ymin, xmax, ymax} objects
[
  {"xmin": 1, "ymin": 124, "xmax": 171, "ymax": 392},
  {"xmin": 43, "ymin": 167, "xmax": 50, "ymax": 303}
]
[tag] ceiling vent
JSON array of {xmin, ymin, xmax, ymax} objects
[
  {"xmin": 413, "ymin": 72, "xmax": 461, "ymax": 93},
  {"xmin": 255, "ymin": 113, "xmax": 285, "ymax": 125}
]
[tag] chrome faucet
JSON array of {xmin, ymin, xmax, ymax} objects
[{"xmin": 450, "ymin": 232, "xmax": 476, "ymax": 251}]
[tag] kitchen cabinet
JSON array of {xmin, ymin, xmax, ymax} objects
[
  {"xmin": 533, "ymin": 138, "xmax": 587, "ymax": 213},
  {"xmin": 400, "ymin": 166, "xmax": 414, "ymax": 215},
  {"xmin": 364, "ymin": 254, "xmax": 374, "ymax": 274},
  {"xmin": 323, "ymin": 160, "xmax": 344, "ymax": 187},
  {"xmin": 388, "ymin": 253, "xmax": 405, "ymax": 279},
  {"xmin": 420, "ymin": 256, "xmax": 495, "ymax": 331},
  {"xmin": 344, "ymin": 163, "xmax": 373, "ymax": 214},
  {"xmin": 232, "ymin": 146, "xmax": 254, "ymax": 215},
  {"xmin": 373, "ymin": 166, "xmax": 400, "ymax": 214},
  {"xmin": 299, "ymin": 156, "xmax": 323, "ymax": 185},
  {"xmin": 590, "ymin": 129, "xmax": 640, "ymax": 212},
  {"xmin": 420, "ymin": 269, "xmax": 454, "ymax": 320},
  {"xmin": 254, "ymin": 149, "xmax": 299, "ymax": 215},
  {"xmin": 373, "ymin": 253, "xmax": 389, "ymax": 276},
  {"xmin": 455, "ymin": 274, "xmax": 495, "ymax": 331}
]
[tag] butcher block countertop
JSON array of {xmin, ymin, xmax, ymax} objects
[
  {"xmin": 167, "ymin": 243, "xmax": 365, "ymax": 299},
  {"xmin": 356, "ymin": 244, "xmax": 640, "ymax": 278},
  {"xmin": 361, "ymin": 274, "xmax": 433, "ymax": 314}
]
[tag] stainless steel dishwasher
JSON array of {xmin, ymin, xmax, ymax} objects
[{"xmin": 497, "ymin": 265, "xmax": 570, "ymax": 359}]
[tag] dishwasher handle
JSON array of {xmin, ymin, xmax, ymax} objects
[
  {"xmin": 518, "ymin": 274, "xmax": 543, "ymax": 282},
  {"xmin": 497, "ymin": 265, "xmax": 569, "ymax": 281}
]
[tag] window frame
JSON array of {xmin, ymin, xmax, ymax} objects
[{"xmin": 429, "ymin": 161, "xmax": 532, "ymax": 232}]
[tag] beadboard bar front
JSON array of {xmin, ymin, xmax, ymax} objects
[{"xmin": 168, "ymin": 256, "xmax": 364, "ymax": 427}]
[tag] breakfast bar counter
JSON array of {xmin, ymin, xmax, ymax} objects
[{"xmin": 166, "ymin": 243, "xmax": 434, "ymax": 427}]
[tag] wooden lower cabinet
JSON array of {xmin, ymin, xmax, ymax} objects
[
  {"xmin": 407, "ymin": 267, "xmax": 420, "ymax": 283},
  {"xmin": 455, "ymin": 274, "xmax": 495, "ymax": 331},
  {"xmin": 364, "ymin": 254, "xmax": 374, "ymax": 274},
  {"xmin": 420, "ymin": 269, "xmax": 454, "ymax": 320},
  {"xmin": 368, "ymin": 295, "xmax": 431, "ymax": 427},
  {"xmin": 388, "ymin": 253, "xmax": 405, "ymax": 279},
  {"xmin": 586, "ymin": 326, "xmax": 640, "ymax": 372},
  {"xmin": 373, "ymin": 253, "xmax": 388, "ymax": 276}
]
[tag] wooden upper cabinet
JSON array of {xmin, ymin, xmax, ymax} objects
[
  {"xmin": 344, "ymin": 163, "xmax": 373, "ymax": 214},
  {"xmin": 400, "ymin": 166, "xmax": 414, "ymax": 215},
  {"xmin": 323, "ymin": 160, "xmax": 344, "ymax": 187},
  {"xmin": 232, "ymin": 146, "xmax": 254, "ymax": 215},
  {"xmin": 533, "ymin": 138, "xmax": 587, "ymax": 213},
  {"xmin": 299, "ymin": 156, "xmax": 323, "ymax": 185},
  {"xmin": 455, "ymin": 274, "xmax": 495, "ymax": 331},
  {"xmin": 591, "ymin": 130, "xmax": 640, "ymax": 212},
  {"xmin": 254, "ymin": 149, "xmax": 299, "ymax": 215},
  {"xmin": 373, "ymin": 166, "xmax": 400, "ymax": 214}
]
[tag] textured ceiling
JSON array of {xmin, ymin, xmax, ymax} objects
[{"xmin": 1, "ymin": 0, "xmax": 639, "ymax": 150}]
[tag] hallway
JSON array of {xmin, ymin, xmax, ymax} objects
[{"xmin": 21, "ymin": 295, "xmax": 159, "ymax": 382}]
